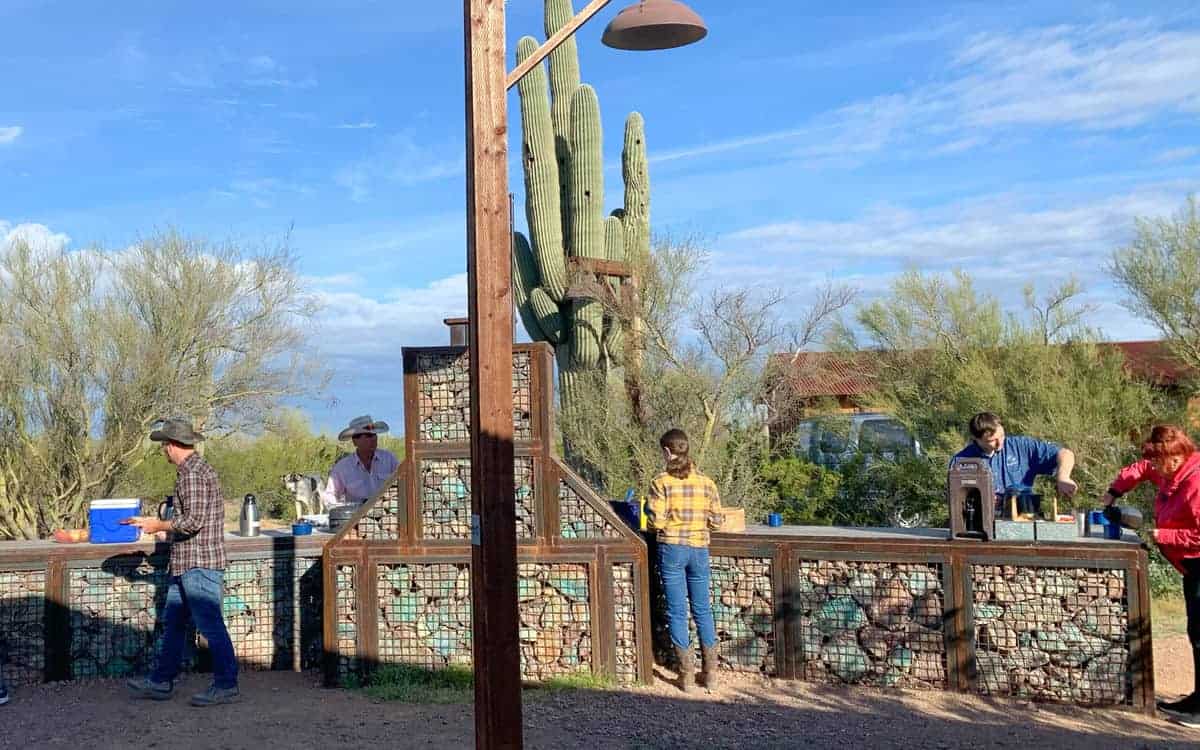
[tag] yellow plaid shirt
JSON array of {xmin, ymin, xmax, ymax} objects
[{"xmin": 646, "ymin": 470, "xmax": 723, "ymax": 548}]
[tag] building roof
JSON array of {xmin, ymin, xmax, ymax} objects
[{"xmin": 771, "ymin": 341, "xmax": 1189, "ymax": 399}]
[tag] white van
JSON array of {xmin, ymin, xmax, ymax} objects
[{"xmin": 793, "ymin": 412, "xmax": 921, "ymax": 469}]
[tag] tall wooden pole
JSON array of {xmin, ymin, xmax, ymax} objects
[{"xmin": 464, "ymin": 0, "xmax": 522, "ymax": 748}]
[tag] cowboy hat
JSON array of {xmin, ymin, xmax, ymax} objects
[
  {"xmin": 149, "ymin": 417, "xmax": 205, "ymax": 446},
  {"xmin": 337, "ymin": 415, "xmax": 390, "ymax": 442}
]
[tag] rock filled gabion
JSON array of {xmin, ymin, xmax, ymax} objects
[
  {"xmin": 66, "ymin": 555, "xmax": 323, "ymax": 680},
  {"xmin": 0, "ymin": 569, "xmax": 46, "ymax": 685},
  {"xmin": 518, "ymin": 562, "xmax": 592, "ymax": 680},
  {"xmin": 971, "ymin": 565, "xmax": 1130, "ymax": 705},
  {"xmin": 415, "ymin": 350, "xmax": 533, "ymax": 443},
  {"xmin": 353, "ymin": 480, "xmax": 403, "ymax": 540},
  {"xmin": 795, "ymin": 560, "xmax": 947, "ymax": 689},
  {"xmin": 421, "ymin": 458, "xmax": 537, "ymax": 540},
  {"xmin": 223, "ymin": 557, "xmax": 323, "ymax": 670},
  {"xmin": 611, "ymin": 563, "xmax": 638, "ymax": 683},
  {"xmin": 559, "ymin": 479, "xmax": 621, "ymax": 539},
  {"xmin": 377, "ymin": 563, "xmax": 472, "ymax": 670},
  {"xmin": 336, "ymin": 565, "xmax": 358, "ymax": 681},
  {"xmin": 709, "ymin": 556, "xmax": 775, "ymax": 673},
  {"xmin": 373, "ymin": 562, "xmax": 593, "ymax": 681},
  {"xmin": 69, "ymin": 559, "xmax": 171, "ymax": 679}
]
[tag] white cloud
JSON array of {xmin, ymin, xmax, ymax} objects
[
  {"xmin": 652, "ymin": 18, "xmax": 1200, "ymax": 167},
  {"xmin": 336, "ymin": 121, "xmax": 377, "ymax": 130},
  {"xmin": 0, "ymin": 126, "xmax": 23, "ymax": 144},
  {"xmin": 0, "ymin": 221, "xmax": 71, "ymax": 253},
  {"xmin": 333, "ymin": 133, "xmax": 462, "ymax": 201},
  {"xmin": 1155, "ymin": 146, "xmax": 1199, "ymax": 164},
  {"xmin": 314, "ymin": 273, "xmax": 468, "ymax": 358},
  {"xmin": 219, "ymin": 177, "xmax": 314, "ymax": 208},
  {"xmin": 715, "ymin": 181, "xmax": 1196, "ymax": 338}
]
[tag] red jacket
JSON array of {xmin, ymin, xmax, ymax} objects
[{"xmin": 1110, "ymin": 452, "xmax": 1200, "ymax": 573}]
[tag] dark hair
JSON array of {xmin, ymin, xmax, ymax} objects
[
  {"xmin": 659, "ymin": 429, "xmax": 693, "ymax": 479},
  {"xmin": 1141, "ymin": 425, "xmax": 1196, "ymax": 461},
  {"xmin": 969, "ymin": 412, "xmax": 1004, "ymax": 439}
]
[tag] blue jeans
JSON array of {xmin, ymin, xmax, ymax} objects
[
  {"xmin": 151, "ymin": 568, "xmax": 238, "ymax": 690},
  {"xmin": 658, "ymin": 543, "xmax": 717, "ymax": 649}
]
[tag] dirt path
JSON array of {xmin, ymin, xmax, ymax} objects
[{"xmin": 2, "ymin": 636, "xmax": 1195, "ymax": 749}]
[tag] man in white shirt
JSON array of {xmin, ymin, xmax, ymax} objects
[{"xmin": 322, "ymin": 415, "xmax": 400, "ymax": 509}]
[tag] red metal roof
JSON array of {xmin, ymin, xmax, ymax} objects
[{"xmin": 772, "ymin": 341, "xmax": 1189, "ymax": 399}]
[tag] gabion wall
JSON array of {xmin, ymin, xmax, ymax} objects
[
  {"xmin": 353, "ymin": 480, "xmax": 403, "ymax": 541},
  {"xmin": 971, "ymin": 564, "xmax": 1130, "ymax": 705},
  {"xmin": 335, "ymin": 565, "xmax": 358, "ymax": 681},
  {"xmin": 0, "ymin": 568, "xmax": 46, "ymax": 686},
  {"xmin": 377, "ymin": 562, "xmax": 472, "ymax": 670},
  {"xmin": 415, "ymin": 350, "xmax": 533, "ymax": 442},
  {"xmin": 560, "ymin": 480, "xmax": 622, "ymax": 540},
  {"xmin": 419, "ymin": 457, "xmax": 536, "ymax": 540},
  {"xmin": 710, "ymin": 556, "xmax": 775, "ymax": 673},
  {"xmin": 794, "ymin": 560, "xmax": 947, "ymax": 688},
  {"xmin": 611, "ymin": 563, "xmax": 638, "ymax": 683},
  {"xmin": 372, "ymin": 561, "xmax": 601, "ymax": 682},
  {"xmin": 67, "ymin": 555, "xmax": 323, "ymax": 680}
]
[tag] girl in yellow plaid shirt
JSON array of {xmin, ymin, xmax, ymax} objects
[{"xmin": 646, "ymin": 428, "xmax": 724, "ymax": 691}]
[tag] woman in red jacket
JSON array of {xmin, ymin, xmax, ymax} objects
[{"xmin": 1101, "ymin": 425, "xmax": 1200, "ymax": 725}]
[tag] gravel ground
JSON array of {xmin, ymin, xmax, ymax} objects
[{"xmin": 2, "ymin": 634, "xmax": 1195, "ymax": 749}]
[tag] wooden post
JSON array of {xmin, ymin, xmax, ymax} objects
[{"xmin": 464, "ymin": 0, "xmax": 523, "ymax": 748}]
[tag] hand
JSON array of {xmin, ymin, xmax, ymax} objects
[
  {"xmin": 1099, "ymin": 491, "xmax": 1116, "ymax": 507},
  {"xmin": 1056, "ymin": 478, "xmax": 1078, "ymax": 498},
  {"xmin": 1151, "ymin": 528, "xmax": 1162, "ymax": 543},
  {"xmin": 122, "ymin": 516, "xmax": 166, "ymax": 534}
]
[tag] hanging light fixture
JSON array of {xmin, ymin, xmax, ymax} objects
[{"xmin": 601, "ymin": 0, "xmax": 708, "ymax": 51}]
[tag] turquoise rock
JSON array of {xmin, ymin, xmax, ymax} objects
[
  {"xmin": 817, "ymin": 596, "xmax": 867, "ymax": 634},
  {"xmin": 974, "ymin": 603, "xmax": 1005, "ymax": 621},
  {"xmin": 822, "ymin": 637, "xmax": 869, "ymax": 682},
  {"xmin": 888, "ymin": 646, "xmax": 914, "ymax": 672},
  {"xmin": 906, "ymin": 569, "xmax": 940, "ymax": 597}
]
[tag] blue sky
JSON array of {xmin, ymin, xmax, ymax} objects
[{"xmin": 2, "ymin": 1, "xmax": 1198, "ymax": 434}]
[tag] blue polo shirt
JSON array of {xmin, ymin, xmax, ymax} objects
[{"xmin": 951, "ymin": 435, "xmax": 1061, "ymax": 496}]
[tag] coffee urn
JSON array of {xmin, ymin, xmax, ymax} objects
[{"xmin": 239, "ymin": 493, "xmax": 261, "ymax": 537}]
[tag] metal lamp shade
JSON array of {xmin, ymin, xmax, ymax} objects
[{"xmin": 601, "ymin": 0, "xmax": 708, "ymax": 51}]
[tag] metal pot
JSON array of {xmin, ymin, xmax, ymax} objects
[{"xmin": 328, "ymin": 505, "xmax": 356, "ymax": 531}]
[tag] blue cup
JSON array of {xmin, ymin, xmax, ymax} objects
[
  {"xmin": 1103, "ymin": 523, "xmax": 1122, "ymax": 540},
  {"xmin": 767, "ymin": 513, "xmax": 783, "ymax": 527}
]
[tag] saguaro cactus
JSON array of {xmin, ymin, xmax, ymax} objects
[{"xmin": 512, "ymin": 0, "xmax": 651, "ymax": 418}]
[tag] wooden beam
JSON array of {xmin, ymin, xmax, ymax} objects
[
  {"xmin": 567, "ymin": 256, "xmax": 634, "ymax": 278},
  {"xmin": 505, "ymin": 0, "xmax": 612, "ymax": 90},
  {"xmin": 465, "ymin": 1, "xmax": 523, "ymax": 748}
]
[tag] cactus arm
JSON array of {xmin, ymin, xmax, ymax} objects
[
  {"xmin": 621, "ymin": 112, "xmax": 650, "ymax": 266},
  {"xmin": 515, "ymin": 36, "xmax": 568, "ymax": 301},
  {"xmin": 512, "ymin": 231, "xmax": 548, "ymax": 342}
]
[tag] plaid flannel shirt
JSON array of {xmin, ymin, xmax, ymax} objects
[
  {"xmin": 646, "ymin": 470, "xmax": 724, "ymax": 548},
  {"xmin": 168, "ymin": 453, "xmax": 227, "ymax": 575}
]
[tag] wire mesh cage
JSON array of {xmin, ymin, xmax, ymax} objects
[
  {"xmin": 611, "ymin": 562, "xmax": 639, "ymax": 684},
  {"xmin": 0, "ymin": 568, "xmax": 46, "ymax": 685},
  {"xmin": 559, "ymin": 479, "xmax": 622, "ymax": 539},
  {"xmin": 794, "ymin": 560, "xmax": 947, "ymax": 688},
  {"xmin": 970, "ymin": 564, "xmax": 1130, "ymax": 705}
]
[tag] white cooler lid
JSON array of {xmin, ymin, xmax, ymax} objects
[{"xmin": 89, "ymin": 498, "xmax": 142, "ymax": 509}]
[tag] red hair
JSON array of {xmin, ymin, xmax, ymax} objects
[{"xmin": 1141, "ymin": 425, "xmax": 1197, "ymax": 461}]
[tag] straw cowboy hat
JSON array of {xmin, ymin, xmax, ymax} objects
[
  {"xmin": 337, "ymin": 415, "xmax": 391, "ymax": 442},
  {"xmin": 149, "ymin": 417, "xmax": 205, "ymax": 446}
]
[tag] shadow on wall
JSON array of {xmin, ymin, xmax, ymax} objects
[{"xmin": 0, "ymin": 538, "xmax": 323, "ymax": 687}]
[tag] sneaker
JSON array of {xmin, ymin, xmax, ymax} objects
[
  {"xmin": 189, "ymin": 685, "xmax": 240, "ymax": 707},
  {"xmin": 1159, "ymin": 693, "xmax": 1200, "ymax": 713},
  {"xmin": 126, "ymin": 676, "xmax": 173, "ymax": 701},
  {"xmin": 0, "ymin": 685, "xmax": 9, "ymax": 706}
]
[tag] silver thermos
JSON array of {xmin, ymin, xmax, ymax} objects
[{"xmin": 239, "ymin": 493, "xmax": 261, "ymax": 537}]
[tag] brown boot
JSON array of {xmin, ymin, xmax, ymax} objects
[
  {"xmin": 700, "ymin": 644, "xmax": 719, "ymax": 690},
  {"xmin": 673, "ymin": 646, "xmax": 694, "ymax": 693}
]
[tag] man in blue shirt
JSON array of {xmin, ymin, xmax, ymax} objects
[{"xmin": 952, "ymin": 412, "xmax": 1078, "ymax": 501}]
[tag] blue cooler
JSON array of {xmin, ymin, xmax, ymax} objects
[{"xmin": 88, "ymin": 499, "xmax": 142, "ymax": 543}]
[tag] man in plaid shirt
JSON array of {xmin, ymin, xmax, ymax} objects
[
  {"xmin": 123, "ymin": 418, "xmax": 239, "ymax": 706},
  {"xmin": 646, "ymin": 428, "xmax": 724, "ymax": 692}
]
